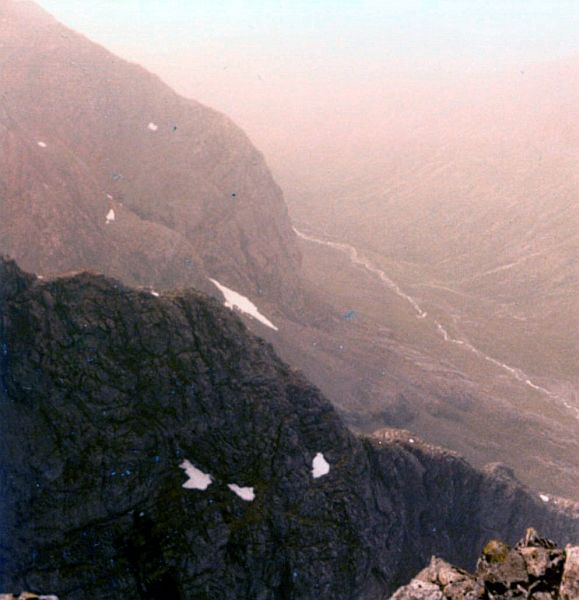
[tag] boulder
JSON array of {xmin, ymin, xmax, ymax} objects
[{"xmin": 391, "ymin": 530, "xmax": 577, "ymax": 600}]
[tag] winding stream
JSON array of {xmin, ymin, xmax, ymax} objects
[{"xmin": 294, "ymin": 227, "xmax": 578, "ymax": 418}]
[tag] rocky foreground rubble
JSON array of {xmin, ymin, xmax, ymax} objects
[
  {"xmin": 391, "ymin": 528, "xmax": 578, "ymax": 599},
  {"xmin": 0, "ymin": 594, "xmax": 58, "ymax": 600}
]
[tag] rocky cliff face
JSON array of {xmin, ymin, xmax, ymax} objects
[
  {"xmin": 0, "ymin": 0, "xmax": 302, "ymax": 311},
  {"xmin": 0, "ymin": 258, "xmax": 577, "ymax": 599}
]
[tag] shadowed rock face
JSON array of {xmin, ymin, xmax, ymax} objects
[
  {"xmin": 0, "ymin": 0, "xmax": 302, "ymax": 312},
  {"xmin": 0, "ymin": 258, "xmax": 577, "ymax": 599}
]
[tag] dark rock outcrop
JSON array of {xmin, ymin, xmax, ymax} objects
[
  {"xmin": 391, "ymin": 528, "xmax": 579, "ymax": 599},
  {"xmin": 0, "ymin": 594, "xmax": 58, "ymax": 600},
  {"xmin": 0, "ymin": 258, "xmax": 577, "ymax": 599}
]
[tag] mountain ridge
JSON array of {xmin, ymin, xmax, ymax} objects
[
  {"xmin": 1, "ymin": 0, "xmax": 578, "ymax": 499},
  {"xmin": 0, "ymin": 257, "xmax": 577, "ymax": 598}
]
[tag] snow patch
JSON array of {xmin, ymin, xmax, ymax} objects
[
  {"xmin": 106, "ymin": 208, "xmax": 115, "ymax": 224},
  {"xmin": 409, "ymin": 438, "xmax": 415, "ymax": 444},
  {"xmin": 228, "ymin": 483, "xmax": 255, "ymax": 501},
  {"xmin": 147, "ymin": 122, "xmax": 158, "ymax": 131},
  {"xmin": 539, "ymin": 494, "xmax": 549, "ymax": 503},
  {"xmin": 209, "ymin": 278, "xmax": 278, "ymax": 331},
  {"xmin": 312, "ymin": 452, "xmax": 330, "ymax": 479},
  {"xmin": 37, "ymin": 141, "xmax": 47, "ymax": 148},
  {"xmin": 180, "ymin": 460, "xmax": 212, "ymax": 490},
  {"xmin": 106, "ymin": 193, "xmax": 113, "ymax": 200},
  {"xmin": 150, "ymin": 290, "xmax": 160, "ymax": 297}
]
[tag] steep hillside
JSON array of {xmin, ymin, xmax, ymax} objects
[
  {"xmin": 0, "ymin": 258, "xmax": 577, "ymax": 599},
  {"xmin": 0, "ymin": 0, "xmax": 577, "ymax": 499},
  {"xmin": 0, "ymin": 0, "xmax": 301, "ymax": 310}
]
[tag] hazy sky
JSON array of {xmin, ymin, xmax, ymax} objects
[
  {"xmin": 35, "ymin": 1, "xmax": 579, "ymax": 63},
  {"xmin": 34, "ymin": 1, "xmax": 579, "ymax": 160}
]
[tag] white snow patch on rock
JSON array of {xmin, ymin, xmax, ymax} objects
[
  {"xmin": 147, "ymin": 122, "xmax": 158, "ymax": 131},
  {"xmin": 180, "ymin": 460, "xmax": 212, "ymax": 490},
  {"xmin": 209, "ymin": 278, "xmax": 278, "ymax": 331},
  {"xmin": 228, "ymin": 483, "xmax": 255, "ymax": 501},
  {"xmin": 37, "ymin": 141, "xmax": 47, "ymax": 148},
  {"xmin": 312, "ymin": 452, "xmax": 330, "ymax": 479},
  {"xmin": 409, "ymin": 438, "xmax": 415, "ymax": 444},
  {"xmin": 150, "ymin": 290, "xmax": 160, "ymax": 297},
  {"xmin": 106, "ymin": 208, "xmax": 115, "ymax": 223},
  {"xmin": 539, "ymin": 494, "xmax": 550, "ymax": 503}
]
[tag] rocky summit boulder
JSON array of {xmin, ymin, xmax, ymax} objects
[
  {"xmin": 560, "ymin": 546, "xmax": 579, "ymax": 600},
  {"xmin": 391, "ymin": 528, "xmax": 579, "ymax": 599}
]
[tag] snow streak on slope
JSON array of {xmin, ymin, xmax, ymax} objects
[
  {"xmin": 180, "ymin": 460, "xmax": 212, "ymax": 490},
  {"xmin": 294, "ymin": 227, "xmax": 578, "ymax": 418},
  {"xmin": 312, "ymin": 452, "xmax": 330, "ymax": 479},
  {"xmin": 210, "ymin": 279, "xmax": 278, "ymax": 331}
]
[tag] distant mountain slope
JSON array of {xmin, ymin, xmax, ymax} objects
[
  {"xmin": 1, "ymin": 0, "xmax": 577, "ymax": 500},
  {"xmin": 0, "ymin": 258, "xmax": 577, "ymax": 599},
  {"xmin": 273, "ymin": 63, "xmax": 579, "ymax": 385},
  {"xmin": 0, "ymin": 0, "xmax": 302, "ymax": 310},
  {"xmin": 264, "ymin": 62, "xmax": 579, "ymax": 495}
]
